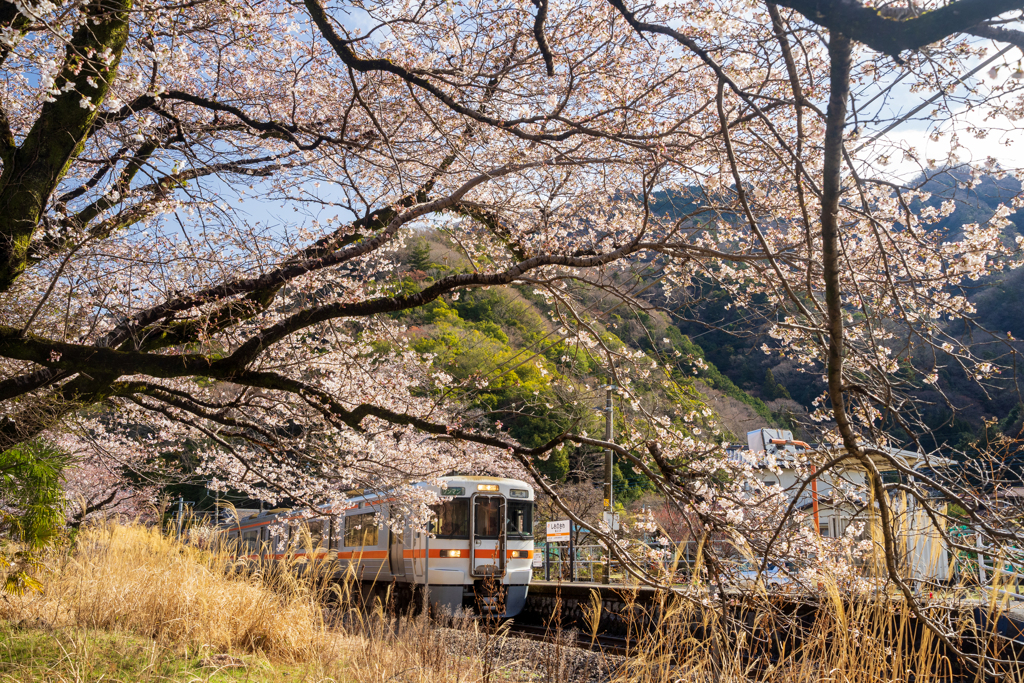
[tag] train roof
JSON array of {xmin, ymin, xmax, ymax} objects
[
  {"xmin": 219, "ymin": 475, "xmax": 533, "ymax": 529},
  {"xmin": 437, "ymin": 474, "xmax": 533, "ymax": 486}
]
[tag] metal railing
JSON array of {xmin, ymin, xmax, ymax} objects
[
  {"xmin": 949, "ymin": 527, "xmax": 1024, "ymax": 600},
  {"xmin": 533, "ymin": 544, "xmax": 608, "ymax": 582},
  {"xmin": 975, "ymin": 534, "xmax": 1024, "ymax": 601},
  {"xmin": 531, "ymin": 541, "xmax": 722, "ymax": 583}
]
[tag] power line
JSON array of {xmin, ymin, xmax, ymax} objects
[{"xmin": 853, "ymin": 45, "xmax": 1015, "ymax": 155}]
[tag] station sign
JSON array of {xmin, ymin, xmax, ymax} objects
[
  {"xmin": 602, "ymin": 510, "xmax": 620, "ymax": 531},
  {"xmin": 546, "ymin": 520, "xmax": 570, "ymax": 542}
]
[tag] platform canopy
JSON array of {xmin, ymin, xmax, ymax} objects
[
  {"xmin": 809, "ymin": 443, "xmax": 956, "ymax": 473},
  {"xmin": 731, "ymin": 429, "xmax": 955, "ymax": 474}
]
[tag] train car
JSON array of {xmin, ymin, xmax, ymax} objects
[{"xmin": 220, "ymin": 475, "xmax": 535, "ymax": 617}]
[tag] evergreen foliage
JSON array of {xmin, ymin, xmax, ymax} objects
[
  {"xmin": 1, "ymin": 440, "xmax": 69, "ymax": 594},
  {"xmin": 762, "ymin": 369, "xmax": 792, "ymax": 401},
  {"xmin": 407, "ymin": 239, "xmax": 432, "ymax": 272}
]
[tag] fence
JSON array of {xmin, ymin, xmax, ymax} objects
[
  {"xmin": 531, "ymin": 541, "xmax": 735, "ymax": 583},
  {"xmin": 974, "ymin": 534, "xmax": 1024, "ymax": 601},
  {"xmin": 950, "ymin": 526, "xmax": 1024, "ymax": 601},
  {"xmin": 533, "ymin": 544, "xmax": 608, "ymax": 582}
]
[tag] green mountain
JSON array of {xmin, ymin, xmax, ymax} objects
[{"xmin": 389, "ymin": 236, "xmax": 791, "ymax": 500}]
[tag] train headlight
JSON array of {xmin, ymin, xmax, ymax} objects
[
  {"xmin": 439, "ymin": 549, "xmax": 463, "ymax": 558},
  {"xmin": 509, "ymin": 550, "xmax": 530, "ymax": 559},
  {"xmin": 477, "ymin": 484, "xmax": 500, "ymax": 491},
  {"xmin": 509, "ymin": 489, "xmax": 529, "ymax": 499}
]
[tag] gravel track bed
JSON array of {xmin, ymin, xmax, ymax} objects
[{"xmin": 436, "ymin": 626, "xmax": 625, "ymax": 683}]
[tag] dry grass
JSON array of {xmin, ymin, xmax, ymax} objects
[
  {"xmin": 606, "ymin": 573, "xmax": 1023, "ymax": 683},
  {"xmin": 3, "ymin": 521, "xmax": 1019, "ymax": 682},
  {"xmin": 1, "ymin": 522, "xmax": 342, "ymax": 663},
  {"xmin": 0, "ymin": 522, "xmax": 579, "ymax": 682}
]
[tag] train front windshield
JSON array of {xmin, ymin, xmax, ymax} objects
[
  {"xmin": 430, "ymin": 499, "xmax": 470, "ymax": 538},
  {"xmin": 506, "ymin": 501, "xmax": 533, "ymax": 538},
  {"xmin": 474, "ymin": 496, "xmax": 504, "ymax": 538},
  {"xmin": 431, "ymin": 493, "xmax": 532, "ymax": 539}
]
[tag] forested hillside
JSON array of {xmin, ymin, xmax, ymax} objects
[
  {"xmin": 401, "ymin": 169, "xmax": 1024, "ymax": 470},
  {"xmin": 647, "ymin": 169, "xmax": 1024, "ymax": 456},
  {"xmin": 391, "ymin": 236, "xmax": 794, "ymax": 501}
]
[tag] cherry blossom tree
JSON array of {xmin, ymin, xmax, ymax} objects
[
  {"xmin": 0, "ymin": 0, "xmax": 708, "ymax": 506},
  {"xmin": 2, "ymin": 2, "xmax": 1024, "ymax": 655}
]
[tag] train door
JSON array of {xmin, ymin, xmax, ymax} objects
[
  {"xmin": 389, "ymin": 526, "xmax": 406, "ymax": 577},
  {"xmin": 470, "ymin": 495, "xmax": 506, "ymax": 577}
]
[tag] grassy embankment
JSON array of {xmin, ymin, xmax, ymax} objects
[
  {"xmin": 4, "ymin": 521, "xmax": 1021, "ymax": 683},
  {"xmin": 0, "ymin": 523, "xmax": 523, "ymax": 682}
]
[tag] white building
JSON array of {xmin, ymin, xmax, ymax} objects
[{"xmin": 730, "ymin": 428, "xmax": 952, "ymax": 582}]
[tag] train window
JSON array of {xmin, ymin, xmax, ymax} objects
[
  {"xmin": 474, "ymin": 497, "xmax": 503, "ymax": 539},
  {"xmin": 241, "ymin": 529, "xmax": 259, "ymax": 552},
  {"xmin": 306, "ymin": 519, "xmax": 326, "ymax": 549},
  {"xmin": 430, "ymin": 499, "xmax": 469, "ymax": 538},
  {"xmin": 506, "ymin": 501, "xmax": 533, "ymax": 538},
  {"xmin": 344, "ymin": 513, "xmax": 379, "ymax": 547}
]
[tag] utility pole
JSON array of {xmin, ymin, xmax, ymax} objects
[
  {"xmin": 176, "ymin": 496, "xmax": 184, "ymax": 539},
  {"xmin": 603, "ymin": 384, "xmax": 614, "ymax": 584},
  {"xmin": 569, "ymin": 525, "xmax": 575, "ymax": 583},
  {"xmin": 176, "ymin": 497, "xmax": 195, "ymax": 540}
]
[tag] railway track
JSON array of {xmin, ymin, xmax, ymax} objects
[{"xmin": 506, "ymin": 622, "xmax": 632, "ymax": 656}]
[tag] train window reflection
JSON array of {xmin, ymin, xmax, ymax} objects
[
  {"xmin": 474, "ymin": 496, "xmax": 503, "ymax": 539},
  {"xmin": 344, "ymin": 512, "xmax": 379, "ymax": 547},
  {"xmin": 506, "ymin": 501, "xmax": 533, "ymax": 538},
  {"xmin": 241, "ymin": 529, "xmax": 259, "ymax": 552},
  {"xmin": 430, "ymin": 499, "xmax": 469, "ymax": 538},
  {"xmin": 306, "ymin": 519, "xmax": 326, "ymax": 549}
]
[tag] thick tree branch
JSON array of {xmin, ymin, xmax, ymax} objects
[
  {"xmin": 966, "ymin": 20, "xmax": 1024, "ymax": 49},
  {"xmin": 772, "ymin": 0, "xmax": 1024, "ymax": 56},
  {"xmin": 531, "ymin": 0, "xmax": 556, "ymax": 76},
  {"xmin": 0, "ymin": 0, "xmax": 133, "ymax": 291},
  {"xmin": 0, "ymin": 237, "xmax": 646, "ymax": 382},
  {"xmin": 818, "ymin": 31, "xmax": 982, "ymax": 662}
]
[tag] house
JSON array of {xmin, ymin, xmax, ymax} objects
[{"xmin": 729, "ymin": 428, "xmax": 953, "ymax": 582}]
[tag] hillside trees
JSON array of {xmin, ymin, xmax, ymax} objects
[
  {"xmin": 584, "ymin": 3, "xmax": 1024, "ymax": 656},
  {"xmin": 1, "ymin": 0, "xmax": 1024, "ymax": 620}
]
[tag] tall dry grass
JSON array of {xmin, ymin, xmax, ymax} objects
[
  {"xmin": 0, "ymin": 522, "xmax": 598, "ymax": 682},
  {"xmin": 0, "ymin": 521, "xmax": 342, "ymax": 663},
  {"xmin": 3, "ymin": 520, "xmax": 1019, "ymax": 682},
  {"xmin": 601, "ymin": 572, "xmax": 1023, "ymax": 683}
]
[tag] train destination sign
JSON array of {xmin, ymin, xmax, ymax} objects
[{"xmin": 546, "ymin": 520, "xmax": 570, "ymax": 542}]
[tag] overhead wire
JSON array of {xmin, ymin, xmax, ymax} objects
[{"xmin": 853, "ymin": 45, "xmax": 1016, "ymax": 155}]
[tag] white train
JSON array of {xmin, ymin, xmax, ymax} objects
[{"xmin": 223, "ymin": 475, "xmax": 535, "ymax": 617}]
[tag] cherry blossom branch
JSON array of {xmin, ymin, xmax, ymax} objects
[{"xmin": 0, "ymin": 0, "xmax": 132, "ymax": 290}]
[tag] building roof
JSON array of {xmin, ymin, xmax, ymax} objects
[{"xmin": 726, "ymin": 439, "xmax": 954, "ymax": 473}]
